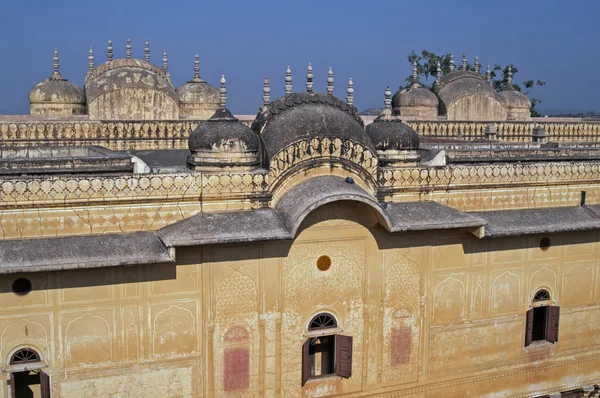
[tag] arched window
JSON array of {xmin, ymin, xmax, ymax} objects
[
  {"xmin": 10, "ymin": 348, "xmax": 40, "ymax": 365},
  {"xmin": 302, "ymin": 312, "xmax": 352, "ymax": 386},
  {"xmin": 525, "ymin": 290, "xmax": 560, "ymax": 347},
  {"xmin": 533, "ymin": 289, "xmax": 551, "ymax": 302},
  {"xmin": 308, "ymin": 313, "xmax": 337, "ymax": 331},
  {"xmin": 8, "ymin": 348, "xmax": 51, "ymax": 397}
]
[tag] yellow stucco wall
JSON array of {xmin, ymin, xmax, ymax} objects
[{"xmin": 1, "ymin": 201, "xmax": 600, "ymax": 397}]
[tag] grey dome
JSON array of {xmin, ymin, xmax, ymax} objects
[
  {"xmin": 497, "ymin": 89, "xmax": 531, "ymax": 109},
  {"xmin": 392, "ymin": 86, "xmax": 438, "ymax": 108},
  {"xmin": 29, "ymin": 78, "xmax": 85, "ymax": 105},
  {"xmin": 435, "ymin": 70, "xmax": 496, "ymax": 105},
  {"xmin": 366, "ymin": 115, "xmax": 420, "ymax": 151},
  {"xmin": 177, "ymin": 81, "xmax": 219, "ymax": 107},
  {"xmin": 251, "ymin": 92, "xmax": 374, "ymax": 160},
  {"xmin": 188, "ymin": 108, "xmax": 261, "ymax": 152}
]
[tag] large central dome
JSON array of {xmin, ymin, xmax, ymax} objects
[{"xmin": 252, "ymin": 92, "xmax": 374, "ymax": 161}]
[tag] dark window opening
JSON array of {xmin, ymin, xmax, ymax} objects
[
  {"xmin": 525, "ymin": 305, "xmax": 560, "ymax": 347},
  {"xmin": 308, "ymin": 336, "xmax": 335, "ymax": 377},
  {"xmin": 8, "ymin": 348, "xmax": 50, "ymax": 397},
  {"xmin": 11, "ymin": 348, "xmax": 40, "ymax": 365},
  {"xmin": 539, "ymin": 237, "xmax": 551, "ymax": 251},
  {"xmin": 308, "ymin": 313, "xmax": 337, "ymax": 330}
]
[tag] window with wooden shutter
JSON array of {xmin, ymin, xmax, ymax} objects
[
  {"xmin": 546, "ymin": 306, "xmax": 560, "ymax": 343},
  {"xmin": 301, "ymin": 339, "xmax": 311, "ymax": 386},
  {"xmin": 525, "ymin": 308, "xmax": 534, "ymax": 347},
  {"xmin": 334, "ymin": 334, "xmax": 352, "ymax": 379},
  {"xmin": 40, "ymin": 370, "xmax": 51, "ymax": 398}
]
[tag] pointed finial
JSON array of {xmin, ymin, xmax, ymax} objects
[
  {"xmin": 384, "ymin": 86, "xmax": 392, "ymax": 110},
  {"xmin": 50, "ymin": 48, "xmax": 65, "ymax": 80},
  {"xmin": 486, "ymin": 64, "xmax": 492, "ymax": 85},
  {"xmin": 88, "ymin": 47, "xmax": 95, "ymax": 71},
  {"xmin": 107, "ymin": 39, "xmax": 113, "ymax": 61},
  {"xmin": 327, "ymin": 67, "xmax": 334, "ymax": 96},
  {"xmin": 193, "ymin": 53, "xmax": 200, "ymax": 79},
  {"xmin": 306, "ymin": 63, "xmax": 314, "ymax": 94},
  {"xmin": 263, "ymin": 76, "xmax": 271, "ymax": 107},
  {"xmin": 144, "ymin": 40, "xmax": 150, "ymax": 62},
  {"xmin": 219, "ymin": 75, "xmax": 227, "ymax": 109},
  {"xmin": 411, "ymin": 60, "xmax": 420, "ymax": 88},
  {"xmin": 346, "ymin": 78, "xmax": 354, "ymax": 105},
  {"xmin": 434, "ymin": 61, "xmax": 442, "ymax": 87},
  {"xmin": 461, "ymin": 52, "xmax": 467, "ymax": 70},
  {"xmin": 449, "ymin": 54, "xmax": 455, "ymax": 72},
  {"xmin": 507, "ymin": 65, "xmax": 513, "ymax": 89},
  {"xmin": 474, "ymin": 56, "xmax": 480, "ymax": 73},
  {"xmin": 285, "ymin": 66, "xmax": 292, "ymax": 95},
  {"xmin": 126, "ymin": 38, "xmax": 132, "ymax": 59},
  {"xmin": 162, "ymin": 49, "xmax": 168, "ymax": 72}
]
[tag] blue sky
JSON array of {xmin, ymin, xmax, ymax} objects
[{"xmin": 0, "ymin": 0, "xmax": 598, "ymax": 115}]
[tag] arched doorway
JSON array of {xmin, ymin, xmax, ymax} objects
[{"xmin": 7, "ymin": 347, "xmax": 50, "ymax": 398}]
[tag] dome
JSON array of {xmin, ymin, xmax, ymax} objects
[
  {"xmin": 29, "ymin": 50, "xmax": 86, "ymax": 116},
  {"xmin": 497, "ymin": 89, "xmax": 531, "ymax": 109},
  {"xmin": 435, "ymin": 70, "xmax": 507, "ymax": 121},
  {"xmin": 252, "ymin": 92, "xmax": 374, "ymax": 160},
  {"xmin": 176, "ymin": 55, "xmax": 219, "ymax": 120},
  {"xmin": 187, "ymin": 107, "xmax": 261, "ymax": 170},
  {"xmin": 84, "ymin": 57, "xmax": 179, "ymax": 120},
  {"xmin": 392, "ymin": 86, "xmax": 439, "ymax": 109},
  {"xmin": 366, "ymin": 113, "xmax": 420, "ymax": 152}
]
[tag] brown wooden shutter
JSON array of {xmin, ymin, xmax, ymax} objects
[
  {"xmin": 301, "ymin": 339, "xmax": 311, "ymax": 387},
  {"xmin": 334, "ymin": 334, "xmax": 353, "ymax": 379},
  {"xmin": 546, "ymin": 306, "xmax": 560, "ymax": 343},
  {"xmin": 40, "ymin": 370, "xmax": 51, "ymax": 398},
  {"xmin": 525, "ymin": 308, "xmax": 534, "ymax": 347}
]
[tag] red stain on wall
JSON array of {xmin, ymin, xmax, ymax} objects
[
  {"xmin": 224, "ymin": 347, "xmax": 250, "ymax": 391},
  {"xmin": 391, "ymin": 326, "xmax": 411, "ymax": 365}
]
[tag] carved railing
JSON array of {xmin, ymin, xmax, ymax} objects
[{"xmin": 1, "ymin": 119, "xmax": 600, "ymax": 150}]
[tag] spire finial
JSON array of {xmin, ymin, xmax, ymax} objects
[
  {"xmin": 144, "ymin": 39, "xmax": 150, "ymax": 62},
  {"xmin": 346, "ymin": 78, "xmax": 354, "ymax": 105},
  {"xmin": 107, "ymin": 39, "xmax": 113, "ymax": 61},
  {"xmin": 162, "ymin": 49, "xmax": 168, "ymax": 72},
  {"xmin": 126, "ymin": 38, "xmax": 132, "ymax": 59},
  {"xmin": 306, "ymin": 63, "xmax": 314, "ymax": 94},
  {"xmin": 507, "ymin": 65, "xmax": 513, "ymax": 89},
  {"xmin": 219, "ymin": 75, "xmax": 227, "ymax": 109},
  {"xmin": 88, "ymin": 47, "xmax": 95, "ymax": 71},
  {"xmin": 411, "ymin": 60, "xmax": 420, "ymax": 88},
  {"xmin": 449, "ymin": 53, "xmax": 455, "ymax": 72},
  {"xmin": 461, "ymin": 52, "xmax": 467, "ymax": 70},
  {"xmin": 486, "ymin": 64, "xmax": 492, "ymax": 85},
  {"xmin": 263, "ymin": 76, "xmax": 271, "ymax": 107},
  {"xmin": 327, "ymin": 67, "xmax": 334, "ymax": 96},
  {"xmin": 434, "ymin": 61, "xmax": 442, "ymax": 87},
  {"xmin": 194, "ymin": 53, "xmax": 200, "ymax": 79},
  {"xmin": 50, "ymin": 48, "xmax": 65, "ymax": 80},
  {"xmin": 474, "ymin": 55, "xmax": 480, "ymax": 73},
  {"xmin": 285, "ymin": 66, "xmax": 292, "ymax": 95},
  {"xmin": 384, "ymin": 86, "xmax": 392, "ymax": 110}
]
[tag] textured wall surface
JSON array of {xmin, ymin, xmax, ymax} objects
[
  {"xmin": 446, "ymin": 94, "xmax": 508, "ymax": 121},
  {"xmin": 1, "ymin": 202, "xmax": 600, "ymax": 397}
]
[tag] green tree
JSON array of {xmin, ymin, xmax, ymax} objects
[{"xmin": 405, "ymin": 50, "xmax": 546, "ymax": 117}]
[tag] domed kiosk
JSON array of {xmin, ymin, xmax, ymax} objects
[
  {"xmin": 435, "ymin": 53, "xmax": 506, "ymax": 121},
  {"xmin": 251, "ymin": 66, "xmax": 378, "ymax": 191},
  {"xmin": 28, "ymin": 49, "xmax": 86, "ymax": 116},
  {"xmin": 497, "ymin": 67, "xmax": 531, "ymax": 121},
  {"xmin": 176, "ymin": 53, "xmax": 220, "ymax": 120},
  {"xmin": 187, "ymin": 76, "xmax": 261, "ymax": 171},
  {"xmin": 368, "ymin": 87, "xmax": 420, "ymax": 166},
  {"xmin": 392, "ymin": 61, "xmax": 438, "ymax": 120},
  {"xmin": 84, "ymin": 39, "xmax": 179, "ymax": 120}
]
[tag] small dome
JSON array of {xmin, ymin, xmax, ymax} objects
[
  {"xmin": 366, "ymin": 112, "xmax": 420, "ymax": 152},
  {"xmin": 28, "ymin": 49, "xmax": 86, "ymax": 116},
  {"xmin": 29, "ymin": 79, "xmax": 86, "ymax": 105},
  {"xmin": 392, "ymin": 86, "xmax": 439, "ymax": 109},
  {"xmin": 188, "ymin": 105, "xmax": 261, "ymax": 170},
  {"xmin": 176, "ymin": 53, "xmax": 220, "ymax": 119},
  {"xmin": 497, "ymin": 88, "xmax": 531, "ymax": 109},
  {"xmin": 252, "ymin": 92, "xmax": 374, "ymax": 160}
]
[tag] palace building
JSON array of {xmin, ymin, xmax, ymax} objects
[{"xmin": 0, "ymin": 40, "xmax": 600, "ymax": 397}]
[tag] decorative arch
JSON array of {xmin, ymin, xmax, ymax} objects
[
  {"xmin": 274, "ymin": 176, "xmax": 392, "ymax": 237},
  {"xmin": 10, "ymin": 347, "xmax": 41, "ymax": 365},
  {"xmin": 533, "ymin": 288, "xmax": 551, "ymax": 302}
]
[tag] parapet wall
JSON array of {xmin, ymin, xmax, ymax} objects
[{"xmin": 0, "ymin": 119, "xmax": 599, "ymax": 150}]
